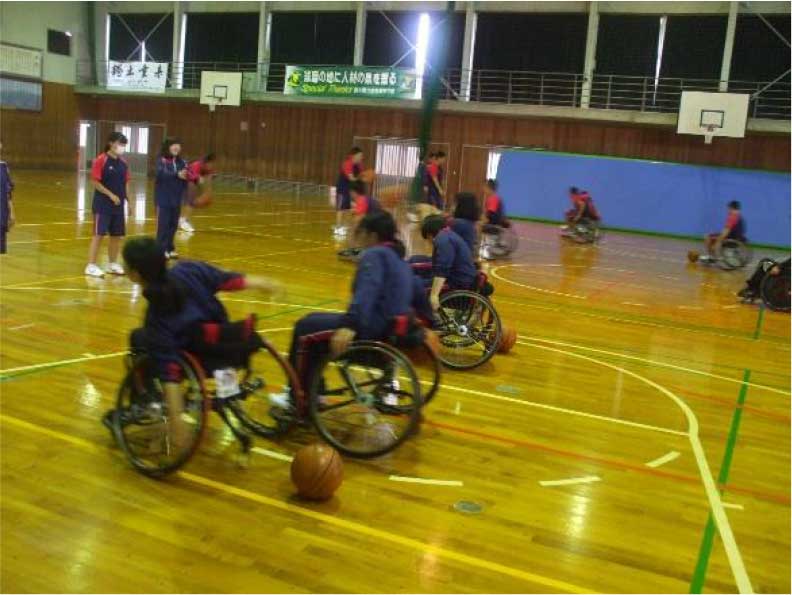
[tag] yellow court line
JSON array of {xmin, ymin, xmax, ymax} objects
[
  {"xmin": 0, "ymin": 413, "xmax": 595, "ymax": 594},
  {"xmin": 516, "ymin": 339, "xmax": 753, "ymax": 594}
]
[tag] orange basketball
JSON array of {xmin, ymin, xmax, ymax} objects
[
  {"xmin": 687, "ymin": 250, "xmax": 700, "ymax": 263},
  {"xmin": 194, "ymin": 192, "xmax": 213, "ymax": 208},
  {"xmin": 498, "ymin": 326, "xmax": 517, "ymax": 354},
  {"xmin": 360, "ymin": 169, "xmax": 376, "ymax": 184},
  {"xmin": 290, "ymin": 443, "xmax": 344, "ymax": 501}
]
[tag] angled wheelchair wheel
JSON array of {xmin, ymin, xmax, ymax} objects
[
  {"xmin": 435, "ymin": 290, "xmax": 502, "ymax": 370},
  {"xmin": 113, "ymin": 353, "xmax": 208, "ymax": 478},
  {"xmin": 760, "ymin": 273, "xmax": 790, "ymax": 313},
  {"xmin": 486, "ymin": 227, "xmax": 519, "ymax": 259},
  {"xmin": 223, "ymin": 338, "xmax": 298, "ymax": 438},
  {"xmin": 572, "ymin": 222, "xmax": 597, "ymax": 244},
  {"xmin": 309, "ymin": 341, "xmax": 421, "ymax": 458},
  {"xmin": 402, "ymin": 338, "xmax": 442, "ymax": 406},
  {"xmin": 718, "ymin": 240, "xmax": 751, "ymax": 271}
]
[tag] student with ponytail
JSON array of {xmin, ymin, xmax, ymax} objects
[{"xmin": 105, "ymin": 237, "xmax": 279, "ymax": 446}]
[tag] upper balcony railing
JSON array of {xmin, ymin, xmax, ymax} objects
[{"xmin": 76, "ymin": 61, "xmax": 791, "ymax": 121}]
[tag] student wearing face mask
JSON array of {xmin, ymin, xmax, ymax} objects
[
  {"xmin": 85, "ymin": 132, "xmax": 130, "ymax": 278},
  {"xmin": 155, "ymin": 138, "xmax": 189, "ymax": 259}
]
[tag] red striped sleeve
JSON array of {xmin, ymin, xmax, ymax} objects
[
  {"xmin": 219, "ymin": 276, "xmax": 246, "ymax": 291},
  {"xmin": 91, "ymin": 153, "xmax": 107, "ymax": 182}
]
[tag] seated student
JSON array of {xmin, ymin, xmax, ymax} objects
[
  {"xmin": 274, "ymin": 211, "xmax": 415, "ymax": 408},
  {"xmin": 702, "ymin": 200, "xmax": 746, "ymax": 262},
  {"xmin": 564, "ymin": 187, "xmax": 601, "ymax": 230},
  {"xmin": 420, "ymin": 214, "xmax": 478, "ymax": 311},
  {"xmin": 738, "ymin": 257, "xmax": 790, "ymax": 301},
  {"xmin": 102, "ymin": 237, "xmax": 279, "ymax": 446},
  {"xmin": 450, "ymin": 191, "xmax": 481, "ymax": 256}
]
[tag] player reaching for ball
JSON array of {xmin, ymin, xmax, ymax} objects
[{"xmin": 179, "ymin": 153, "xmax": 216, "ymax": 233}]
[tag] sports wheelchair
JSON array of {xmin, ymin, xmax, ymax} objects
[
  {"xmin": 694, "ymin": 238, "xmax": 752, "ymax": 271},
  {"xmin": 480, "ymin": 220, "xmax": 519, "ymax": 260},
  {"xmin": 411, "ymin": 262, "xmax": 503, "ymax": 370},
  {"xmin": 739, "ymin": 258, "xmax": 790, "ymax": 312},
  {"xmin": 562, "ymin": 219, "xmax": 600, "ymax": 244},
  {"xmin": 109, "ymin": 315, "xmax": 441, "ymax": 477}
]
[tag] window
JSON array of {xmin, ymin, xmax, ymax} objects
[
  {"xmin": 137, "ymin": 127, "xmax": 149, "ymax": 154},
  {"xmin": 47, "ymin": 29, "xmax": 72, "ymax": 56},
  {"xmin": 0, "ymin": 76, "xmax": 42, "ymax": 111},
  {"xmin": 79, "ymin": 122, "xmax": 91, "ymax": 148},
  {"xmin": 486, "ymin": 150, "xmax": 502, "ymax": 181}
]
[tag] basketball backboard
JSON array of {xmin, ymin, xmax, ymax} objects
[
  {"xmin": 677, "ymin": 91, "xmax": 749, "ymax": 143},
  {"xmin": 200, "ymin": 71, "xmax": 242, "ymax": 111}
]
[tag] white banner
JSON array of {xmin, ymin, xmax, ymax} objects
[{"xmin": 107, "ymin": 61, "xmax": 168, "ymax": 93}]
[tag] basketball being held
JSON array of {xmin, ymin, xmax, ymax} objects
[
  {"xmin": 360, "ymin": 168, "xmax": 376, "ymax": 184},
  {"xmin": 290, "ymin": 443, "xmax": 344, "ymax": 501}
]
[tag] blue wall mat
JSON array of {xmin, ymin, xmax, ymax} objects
[{"xmin": 496, "ymin": 150, "xmax": 791, "ymax": 246}]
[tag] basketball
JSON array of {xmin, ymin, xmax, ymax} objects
[
  {"xmin": 687, "ymin": 250, "xmax": 700, "ymax": 263},
  {"xmin": 498, "ymin": 326, "xmax": 517, "ymax": 354},
  {"xmin": 193, "ymin": 192, "xmax": 213, "ymax": 208},
  {"xmin": 290, "ymin": 443, "xmax": 344, "ymax": 500},
  {"xmin": 360, "ymin": 168, "xmax": 376, "ymax": 184}
]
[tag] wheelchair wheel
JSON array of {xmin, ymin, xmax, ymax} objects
[
  {"xmin": 760, "ymin": 273, "xmax": 790, "ymax": 313},
  {"xmin": 223, "ymin": 338, "xmax": 298, "ymax": 438},
  {"xmin": 309, "ymin": 341, "xmax": 422, "ymax": 458},
  {"xmin": 572, "ymin": 222, "xmax": 597, "ymax": 244},
  {"xmin": 404, "ymin": 338, "xmax": 442, "ymax": 406},
  {"xmin": 718, "ymin": 240, "xmax": 751, "ymax": 270},
  {"xmin": 484, "ymin": 227, "xmax": 519, "ymax": 259},
  {"xmin": 435, "ymin": 290, "xmax": 502, "ymax": 370},
  {"xmin": 113, "ymin": 353, "xmax": 208, "ymax": 477}
]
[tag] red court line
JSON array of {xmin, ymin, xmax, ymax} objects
[
  {"xmin": 426, "ymin": 419, "xmax": 791, "ymax": 506},
  {"xmin": 674, "ymin": 387, "xmax": 791, "ymax": 424}
]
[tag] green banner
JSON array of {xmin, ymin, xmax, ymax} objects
[{"xmin": 284, "ymin": 65, "xmax": 417, "ymax": 99}]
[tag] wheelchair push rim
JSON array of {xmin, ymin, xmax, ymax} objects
[
  {"xmin": 113, "ymin": 353, "xmax": 208, "ymax": 478},
  {"xmin": 309, "ymin": 341, "xmax": 422, "ymax": 458},
  {"xmin": 435, "ymin": 290, "xmax": 502, "ymax": 370},
  {"xmin": 718, "ymin": 240, "xmax": 751, "ymax": 271},
  {"xmin": 760, "ymin": 273, "xmax": 791, "ymax": 313}
]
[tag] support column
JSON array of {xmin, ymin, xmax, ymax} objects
[
  {"xmin": 257, "ymin": 2, "xmax": 271, "ymax": 91},
  {"xmin": 353, "ymin": 1, "xmax": 366, "ymax": 66},
  {"xmin": 172, "ymin": 1, "xmax": 184, "ymax": 88},
  {"xmin": 580, "ymin": 0, "xmax": 599, "ymax": 109},
  {"xmin": 93, "ymin": 1, "xmax": 109, "ymax": 85},
  {"xmin": 460, "ymin": 1, "xmax": 477, "ymax": 101},
  {"xmin": 719, "ymin": 1, "xmax": 738, "ymax": 91}
]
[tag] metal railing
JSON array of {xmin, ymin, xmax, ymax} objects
[{"xmin": 76, "ymin": 61, "xmax": 791, "ymax": 120}]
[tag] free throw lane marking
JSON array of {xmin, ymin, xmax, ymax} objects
[
  {"xmin": 0, "ymin": 413, "xmax": 595, "ymax": 594},
  {"xmin": 645, "ymin": 451, "xmax": 681, "ymax": 468},
  {"xmin": 539, "ymin": 476, "xmax": 601, "ymax": 487},
  {"xmin": 389, "ymin": 476, "xmax": 464, "ymax": 487}
]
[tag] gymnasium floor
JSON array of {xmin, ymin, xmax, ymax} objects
[{"xmin": 1, "ymin": 171, "xmax": 789, "ymax": 594}]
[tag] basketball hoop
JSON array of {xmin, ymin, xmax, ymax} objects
[
  {"xmin": 703, "ymin": 124, "xmax": 716, "ymax": 145},
  {"xmin": 205, "ymin": 95, "xmax": 225, "ymax": 113}
]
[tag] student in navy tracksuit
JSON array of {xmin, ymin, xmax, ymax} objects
[
  {"xmin": 450, "ymin": 191, "xmax": 480, "ymax": 257},
  {"xmin": 104, "ymin": 236, "xmax": 279, "ymax": 444},
  {"xmin": 334, "ymin": 147, "xmax": 363, "ymax": 236},
  {"xmin": 155, "ymin": 138, "xmax": 189, "ymax": 259},
  {"xmin": 274, "ymin": 211, "xmax": 414, "ymax": 407},
  {"xmin": 420, "ymin": 214, "xmax": 478, "ymax": 311},
  {"xmin": 86, "ymin": 132, "xmax": 130, "ymax": 278},
  {"xmin": 0, "ymin": 141, "xmax": 15, "ymax": 255}
]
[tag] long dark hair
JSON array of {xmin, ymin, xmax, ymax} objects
[
  {"xmin": 160, "ymin": 137, "xmax": 182, "ymax": 158},
  {"xmin": 356, "ymin": 211, "xmax": 398, "ymax": 243},
  {"xmin": 453, "ymin": 192, "xmax": 480, "ymax": 221},
  {"xmin": 123, "ymin": 237, "xmax": 185, "ymax": 313}
]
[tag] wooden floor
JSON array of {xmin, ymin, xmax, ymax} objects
[{"xmin": 1, "ymin": 171, "xmax": 789, "ymax": 594}]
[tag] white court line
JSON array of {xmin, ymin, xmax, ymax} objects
[
  {"xmin": 0, "ymin": 351, "xmax": 128, "ymax": 375},
  {"xmin": 490, "ymin": 265, "xmax": 588, "ymax": 300},
  {"xmin": 621, "ymin": 302, "xmax": 646, "ymax": 307},
  {"xmin": 518, "ymin": 339, "xmax": 752, "ymax": 593},
  {"xmin": 389, "ymin": 475, "xmax": 464, "ymax": 487},
  {"xmin": 522, "ymin": 336, "xmax": 790, "ymax": 397},
  {"xmin": 251, "ymin": 446, "xmax": 294, "ymax": 462},
  {"xmin": 723, "ymin": 502, "xmax": 745, "ymax": 511},
  {"xmin": 539, "ymin": 476, "xmax": 601, "ymax": 487},
  {"xmin": 645, "ymin": 450, "xmax": 680, "ymax": 468},
  {"xmin": 677, "ymin": 305, "xmax": 704, "ymax": 310},
  {"xmin": 7, "ymin": 323, "xmax": 35, "ymax": 331}
]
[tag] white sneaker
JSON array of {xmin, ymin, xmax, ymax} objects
[
  {"xmin": 85, "ymin": 263, "xmax": 105, "ymax": 278},
  {"xmin": 169, "ymin": 251, "xmax": 179, "ymax": 259},
  {"xmin": 268, "ymin": 391, "xmax": 292, "ymax": 410},
  {"xmin": 179, "ymin": 219, "xmax": 195, "ymax": 233},
  {"xmin": 107, "ymin": 262, "xmax": 125, "ymax": 275}
]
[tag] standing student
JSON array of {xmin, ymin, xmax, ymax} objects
[
  {"xmin": 86, "ymin": 132, "xmax": 129, "ymax": 278},
  {"xmin": 179, "ymin": 153, "xmax": 216, "ymax": 233},
  {"xmin": 334, "ymin": 147, "xmax": 363, "ymax": 236},
  {"xmin": 0, "ymin": 141, "xmax": 15, "ymax": 255},
  {"xmin": 155, "ymin": 138, "xmax": 189, "ymax": 259},
  {"xmin": 426, "ymin": 151, "xmax": 447, "ymax": 211}
]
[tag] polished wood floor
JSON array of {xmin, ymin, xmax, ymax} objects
[{"xmin": 1, "ymin": 171, "xmax": 789, "ymax": 594}]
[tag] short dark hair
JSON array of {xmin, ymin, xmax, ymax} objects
[
  {"xmin": 108, "ymin": 131, "xmax": 128, "ymax": 145},
  {"xmin": 569, "ymin": 186, "xmax": 579, "ymax": 194},
  {"xmin": 485, "ymin": 179, "xmax": 498, "ymax": 191},
  {"xmin": 421, "ymin": 214, "xmax": 447, "ymax": 239},
  {"xmin": 435, "ymin": 151, "xmax": 446, "ymax": 158},
  {"xmin": 349, "ymin": 146, "xmax": 363, "ymax": 156},
  {"xmin": 728, "ymin": 200, "xmax": 741, "ymax": 210},
  {"xmin": 349, "ymin": 180, "xmax": 366, "ymax": 195},
  {"xmin": 161, "ymin": 137, "xmax": 182, "ymax": 157},
  {"xmin": 204, "ymin": 152, "xmax": 216, "ymax": 162},
  {"xmin": 453, "ymin": 192, "xmax": 480, "ymax": 221},
  {"xmin": 356, "ymin": 211, "xmax": 397, "ymax": 243}
]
